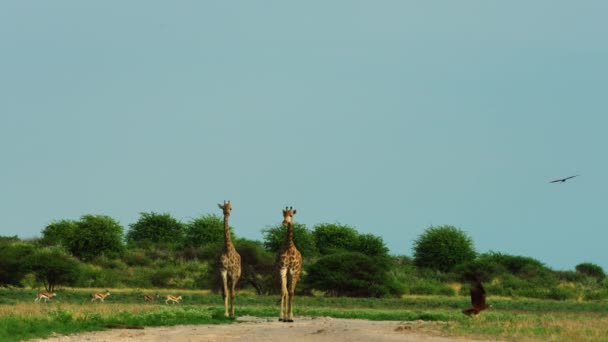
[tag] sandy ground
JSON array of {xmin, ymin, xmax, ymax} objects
[{"xmin": 36, "ymin": 316, "xmax": 489, "ymax": 342}]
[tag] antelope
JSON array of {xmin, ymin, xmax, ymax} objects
[
  {"xmin": 91, "ymin": 290, "xmax": 111, "ymax": 302},
  {"xmin": 165, "ymin": 295, "xmax": 182, "ymax": 304},
  {"xmin": 35, "ymin": 292, "xmax": 56, "ymax": 303},
  {"xmin": 143, "ymin": 293, "xmax": 159, "ymax": 302}
]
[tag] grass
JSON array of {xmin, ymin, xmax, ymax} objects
[{"xmin": 1, "ymin": 288, "xmax": 607, "ymax": 341}]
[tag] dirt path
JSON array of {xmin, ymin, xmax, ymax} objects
[{"xmin": 37, "ymin": 316, "xmax": 488, "ymax": 342}]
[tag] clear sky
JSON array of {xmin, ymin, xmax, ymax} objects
[{"xmin": 1, "ymin": 2, "xmax": 606, "ymax": 271}]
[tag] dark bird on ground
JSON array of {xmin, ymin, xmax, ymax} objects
[
  {"xmin": 462, "ymin": 281, "xmax": 491, "ymax": 316},
  {"xmin": 550, "ymin": 175, "xmax": 579, "ymax": 183}
]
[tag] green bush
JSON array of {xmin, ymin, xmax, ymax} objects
[
  {"xmin": 183, "ymin": 214, "xmax": 233, "ymax": 249},
  {"xmin": 456, "ymin": 252, "xmax": 556, "ymax": 287},
  {"xmin": 126, "ymin": 212, "xmax": 184, "ymax": 247},
  {"xmin": 123, "ymin": 249, "xmax": 152, "ymax": 267},
  {"xmin": 150, "ymin": 267, "xmax": 179, "ymax": 288},
  {"xmin": 312, "ymin": 223, "xmax": 359, "ymax": 255},
  {"xmin": 413, "ymin": 225, "xmax": 476, "ymax": 273},
  {"xmin": 305, "ymin": 252, "xmax": 403, "ymax": 297},
  {"xmin": 68, "ymin": 215, "xmax": 125, "ymax": 261},
  {"xmin": 405, "ymin": 277, "xmax": 455, "ymax": 296},
  {"xmin": 576, "ymin": 262, "xmax": 605, "ymax": 280},
  {"xmin": 27, "ymin": 247, "xmax": 81, "ymax": 291},
  {"xmin": 235, "ymin": 239, "xmax": 275, "ymax": 295},
  {"xmin": 0, "ymin": 242, "xmax": 35, "ymax": 287},
  {"xmin": 262, "ymin": 222, "xmax": 317, "ymax": 258}
]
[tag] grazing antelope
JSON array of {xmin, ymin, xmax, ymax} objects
[
  {"xmin": 165, "ymin": 295, "xmax": 182, "ymax": 304},
  {"xmin": 91, "ymin": 290, "xmax": 111, "ymax": 302},
  {"xmin": 143, "ymin": 293, "xmax": 159, "ymax": 302},
  {"xmin": 35, "ymin": 292, "xmax": 56, "ymax": 303}
]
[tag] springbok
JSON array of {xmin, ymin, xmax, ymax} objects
[
  {"xmin": 165, "ymin": 295, "xmax": 182, "ymax": 304},
  {"xmin": 35, "ymin": 292, "xmax": 56, "ymax": 303},
  {"xmin": 91, "ymin": 290, "xmax": 111, "ymax": 302},
  {"xmin": 143, "ymin": 293, "xmax": 159, "ymax": 302}
]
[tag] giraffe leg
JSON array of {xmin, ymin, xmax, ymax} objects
[
  {"xmin": 230, "ymin": 275, "xmax": 237, "ymax": 318},
  {"xmin": 287, "ymin": 270, "xmax": 299, "ymax": 322},
  {"xmin": 221, "ymin": 270, "xmax": 229, "ymax": 318},
  {"xmin": 279, "ymin": 268, "xmax": 288, "ymax": 321}
]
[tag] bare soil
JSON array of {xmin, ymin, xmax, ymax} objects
[{"xmin": 37, "ymin": 316, "xmax": 489, "ymax": 342}]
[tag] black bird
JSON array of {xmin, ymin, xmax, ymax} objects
[
  {"xmin": 462, "ymin": 281, "xmax": 491, "ymax": 316},
  {"xmin": 550, "ymin": 175, "xmax": 579, "ymax": 183}
]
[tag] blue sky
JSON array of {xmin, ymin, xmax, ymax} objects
[{"xmin": 1, "ymin": 2, "xmax": 606, "ymax": 270}]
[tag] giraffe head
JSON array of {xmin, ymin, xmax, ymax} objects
[
  {"xmin": 218, "ymin": 200, "xmax": 232, "ymax": 217},
  {"xmin": 282, "ymin": 206, "xmax": 297, "ymax": 225}
]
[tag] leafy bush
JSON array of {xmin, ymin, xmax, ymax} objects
[
  {"xmin": 407, "ymin": 279, "xmax": 456, "ymax": 296},
  {"xmin": 183, "ymin": 214, "xmax": 232, "ymax": 249},
  {"xmin": 40, "ymin": 220, "xmax": 77, "ymax": 247},
  {"xmin": 304, "ymin": 252, "xmax": 403, "ymax": 297},
  {"xmin": 312, "ymin": 223, "xmax": 359, "ymax": 255},
  {"xmin": 413, "ymin": 225, "xmax": 476, "ymax": 272},
  {"xmin": 235, "ymin": 239, "xmax": 275, "ymax": 295},
  {"xmin": 122, "ymin": 249, "xmax": 152, "ymax": 267},
  {"xmin": 312, "ymin": 223, "xmax": 389, "ymax": 258},
  {"xmin": 68, "ymin": 215, "xmax": 125, "ymax": 261},
  {"xmin": 126, "ymin": 212, "xmax": 184, "ymax": 248},
  {"xmin": 0, "ymin": 242, "xmax": 35, "ymax": 287},
  {"xmin": 150, "ymin": 267, "xmax": 179, "ymax": 288},
  {"xmin": 262, "ymin": 223, "xmax": 317, "ymax": 258},
  {"xmin": 456, "ymin": 252, "xmax": 555, "ymax": 286},
  {"xmin": 575, "ymin": 262, "xmax": 605, "ymax": 280},
  {"xmin": 77, "ymin": 264, "xmax": 122, "ymax": 288},
  {"xmin": 27, "ymin": 247, "xmax": 81, "ymax": 291}
]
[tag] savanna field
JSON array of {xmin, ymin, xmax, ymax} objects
[
  {"xmin": 1, "ymin": 288, "xmax": 608, "ymax": 341},
  {"xmin": 2, "ymin": 215, "xmax": 608, "ymax": 341}
]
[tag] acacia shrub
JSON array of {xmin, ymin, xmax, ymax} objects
[
  {"xmin": 28, "ymin": 247, "xmax": 81, "ymax": 291},
  {"xmin": 68, "ymin": 215, "xmax": 125, "ymax": 261},
  {"xmin": 312, "ymin": 224, "xmax": 389, "ymax": 257},
  {"xmin": 126, "ymin": 212, "xmax": 184, "ymax": 248},
  {"xmin": 262, "ymin": 223, "xmax": 317, "ymax": 258},
  {"xmin": 0, "ymin": 241, "xmax": 35, "ymax": 287},
  {"xmin": 413, "ymin": 225, "xmax": 476, "ymax": 272},
  {"xmin": 575, "ymin": 262, "xmax": 605, "ymax": 280},
  {"xmin": 304, "ymin": 252, "xmax": 403, "ymax": 297}
]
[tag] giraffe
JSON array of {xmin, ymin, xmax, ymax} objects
[
  {"xmin": 218, "ymin": 200, "xmax": 241, "ymax": 318},
  {"xmin": 277, "ymin": 206, "xmax": 302, "ymax": 322}
]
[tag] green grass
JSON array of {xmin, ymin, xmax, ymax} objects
[
  {"xmin": 1, "ymin": 288, "xmax": 608, "ymax": 341},
  {"xmin": 0, "ymin": 305, "xmax": 234, "ymax": 342}
]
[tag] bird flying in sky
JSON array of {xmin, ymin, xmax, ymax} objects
[{"xmin": 550, "ymin": 175, "xmax": 579, "ymax": 183}]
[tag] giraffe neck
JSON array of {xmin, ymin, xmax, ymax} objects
[
  {"xmin": 285, "ymin": 222, "xmax": 295, "ymax": 250},
  {"xmin": 224, "ymin": 214, "xmax": 234, "ymax": 250}
]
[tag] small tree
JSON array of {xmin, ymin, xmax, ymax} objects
[
  {"xmin": 126, "ymin": 212, "xmax": 184, "ymax": 247},
  {"xmin": 356, "ymin": 233, "xmax": 389, "ymax": 257},
  {"xmin": 68, "ymin": 215, "xmax": 125, "ymax": 261},
  {"xmin": 262, "ymin": 222, "xmax": 317, "ymax": 258},
  {"xmin": 28, "ymin": 247, "xmax": 81, "ymax": 291},
  {"xmin": 183, "ymin": 214, "xmax": 232, "ymax": 246},
  {"xmin": 183, "ymin": 214, "xmax": 234, "ymax": 260},
  {"xmin": 0, "ymin": 240, "xmax": 35, "ymax": 287},
  {"xmin": 413, "ymin": 225, "xmax": 476, "ymax": 272},
  {"xmin": 305, "ymin": 252, "xmax": 403, "ymax": 297},
  {"xmin": 313, "ymin": 223, "xmax": 359, "ymax": 255},
  {"xmin": 40, "ymin": 219, "xmax": 77, "ymax": 247},
  {"xmin": 576, "ymin": 262, "xmax": 605, "ymax": 280}
]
